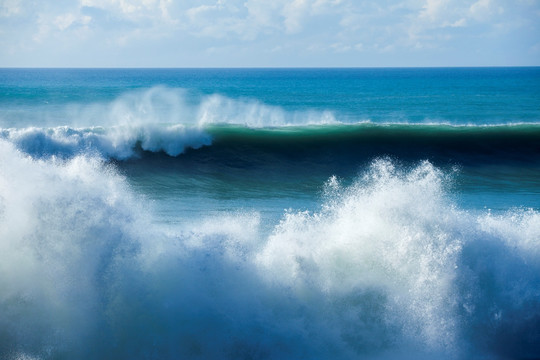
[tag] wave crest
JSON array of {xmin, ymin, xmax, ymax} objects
[
  {"xmin": 0, "ymin": 125, "xmax": 212, "ymax": 159},
  {"xmin": 0, "ymin": 86, "xmax": 343, "ymax": 159}
]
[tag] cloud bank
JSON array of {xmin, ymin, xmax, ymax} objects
[{"xmin": 0, "ymin": 0, "xmax": 539, "ymax": 66}]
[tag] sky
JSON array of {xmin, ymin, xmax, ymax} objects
[{"xmin": 0, "ymin": 0, "xmax": 539, "ymax": 67}]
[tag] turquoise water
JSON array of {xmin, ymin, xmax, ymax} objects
[
  {"xmin": 1, "ymin": 68, "xmax": 539, "ymax": 359},
  {"xmin": 2, "ymin": 68, "xmax": 540, "ymax": 124}
]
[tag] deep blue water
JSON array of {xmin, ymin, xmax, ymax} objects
[{"xmin": 0, "ymin": 68, "xmax": 539, "ymax": 360}]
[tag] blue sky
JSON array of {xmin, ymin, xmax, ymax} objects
[{"xmin": 0, "ymin": 0, "xmax": 539, "ymax": 67}]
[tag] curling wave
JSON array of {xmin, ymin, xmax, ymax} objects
[
  {"xmin": 2, "ymin": 86, "xmax": 539, "ymax": 164},
  {"xmin": 2, "ymin": 123, "xmax": 540, "ymax": 165},
  {"xmin": 0, "ymin": 125, "xmax": 212, "ymax": 159}
]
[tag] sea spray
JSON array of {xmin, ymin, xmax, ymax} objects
[
  {"xmin": 0, "ymin": 86, "xmax": 339, "ymax": 130},
  {"xmin": 1, "ymin": 142, "xmax": 539, "ymax": 359},
  {"xmin": 257, "ymin": 159, "xmax": 465, "ymax": 353},
  {"xmin": 0, "ymin": 125, "xmax": 212, "ymax": 159},
  {"xmin": 457, "ymin": 209, "xmax": 540, "ymax": 358},
  {"xmin": 0, "ymin": 86, "xmax": 342, "ymax": 160},
  {"xmin": 0, "ymin": 140, "xmax": 146, "ymax": 358},
  {"xmin": 197, "ymin": 93, "xmax": 337, "ymax": 127}
]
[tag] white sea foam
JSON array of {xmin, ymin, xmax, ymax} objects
[
  {"xmin": 257, "ymin": 160, "xmax": 464, "ymax": 350},
  {"xmin": 1, "ymin": 86, "xmax": 339, "ymax": 130},
  {"xmin": 0, "ymin": 124, "xmax": 212, "ymax": 159},
  {"xmin": 0, "ymin": 143, "xmax": 539, "ymax": 359},
  {"xmin": 0, "ymin": 87, "xmax": 343, "ymax": 159}
]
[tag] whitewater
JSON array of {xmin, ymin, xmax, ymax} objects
[{"xmin": 0, "ymin": 68, "xmax": 539, "ymax": 359}]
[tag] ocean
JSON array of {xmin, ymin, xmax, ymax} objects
[{"xmin": 0, "ymin": 68, "xmax": 539, "ymax": 359}]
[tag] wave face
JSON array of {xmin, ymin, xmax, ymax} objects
[
  {"xmin": 1, "ymin": 141, "xmax": 539, "ymax": 359},
  {"xmin": 2, "ymin": 123, "xmax": 539, "ymax": 168},
  {"xmin": 202, "ymin": 123, "xmax": 540, "ymax": 166}
]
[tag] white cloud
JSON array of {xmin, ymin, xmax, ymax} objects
[
  {"xmin": 80, "ymin": 0, "xmax": 173, "ymax": 22},
  {"xmin": 182, "ymin": 2, "xmax": 249, "ymax": 39},
  {"xmin": 33, "ymin": 14, "xmax": 51, "ymax": 43},
  {"xmin": 180, "ymin": 0, "xmax": 346, "ymax": 40},
  {"xmin": 451, "ymin": 18, "xmax": 467, "ymax": 27},
  {"xmin": 0, "ymin": 0, "xmax": 21, "ymax": 17},
  {"xmin": 55, "ymin": 13, "xmax": 77, "ymax": 30},
  {"xmin": 419, "ymin": 0, "xmax": 450, "ymax": 21},
  {"xmin": 403, "ymin": 0, "xmax": 509, "ymax": 49},
  {"xmin": 0, "ymin": 0, "xmax": 538, "ymax": 66},
  {"xmin": 469, "ymin": 0, "xmax": 502, "ymax": 21},
  {"xmin": 54, "ymin": 13, "xmax": 91, "ymax": 31},
  {"xmin": 282, "ymin": 0, "xmax": 309, "ymax": 33},
  {"xmin": 244, "ymin": 0, "xmax": 281, "ymax": 28},
  {"xmin": 185, "ymin": 1, "xmax": 231, "ymax": 22},
  {"xmin": 330, "ymin": 42, "xmax": 352, "ymax": 52}
]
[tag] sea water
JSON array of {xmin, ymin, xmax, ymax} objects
[{"xmin": 0, "ymin": 68, "xmax": 539, "ymax": 359}]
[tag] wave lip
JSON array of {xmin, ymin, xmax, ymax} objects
[
  {"xmin": 0, "ymin": 125, "xmax": 212, "ymax": 160},
  {"xmin": 3, "ymin": 121, "xmax": 540, "ymax": 164}
]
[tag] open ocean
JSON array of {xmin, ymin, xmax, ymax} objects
[{"xmin": 1, "ymin": 68, "xmax": 539, "ymax": 359}]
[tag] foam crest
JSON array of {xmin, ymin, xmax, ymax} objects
[{"xmin": 0, "ymin": 124, "xmax": 212, "ymax": 159}]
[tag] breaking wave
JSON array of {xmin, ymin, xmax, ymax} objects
[
  {"xmin": 0, "ymin": 125, "xmax": 212, "ymax": 159},
  {"xmin": 0, "ymin": 86, "xmax": 340, "ymax": 160},
  {"xmin": 2, "ymin": 122, "xmax": 539, "ymax": 166},
  {"xmin": 2, "ymin": 86, "xmax": 539, "ymax": 164},
  {"xmin": 1, "ymin": 140, "xmax": 539, "ymax": 359}
]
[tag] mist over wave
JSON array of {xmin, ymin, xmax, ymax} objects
[
  {"xmin": 3, "ymin": 86, "xmax": 539, "ymax": 164},
  {"xmin": 1, "ymin": 140, "xmax": 539, "ymax": 359},
  {"xmin": 0, "ymin": 86, "xmax": 343, "ymax": 159},
  {"xmin": 0, "ymin": 86, "xmax": 339, "ymax": 129},
  {"xmin": 197, "ymin": 93, "xmax": 338, "ymax": 127}
]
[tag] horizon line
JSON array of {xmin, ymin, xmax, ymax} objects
[{"xmin": 1, "ymin": 65, "xmax": 539, "ymax": 70}]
